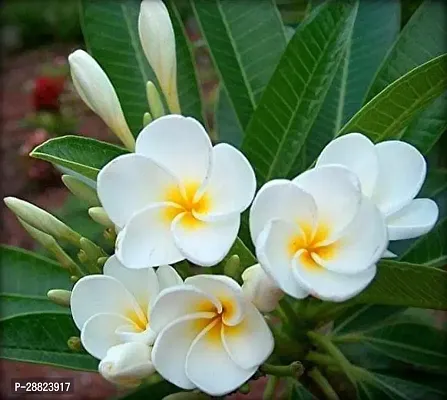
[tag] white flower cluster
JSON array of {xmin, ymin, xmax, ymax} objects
[{"xmin": 66, "ymin": 0, "xmax": 439, "ymax": 396}]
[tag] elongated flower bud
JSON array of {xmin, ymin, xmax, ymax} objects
[
  {"xmin": 62, "ymin": 175, "xmax": 100, "ymax": 206},
  {"xmin": 18, "ymin": 218, "xmax": 82, "ymax": 276},
  {"xmin": 242, "ymin": 264, "xmax": 284, "ymax": 313},
  {"xmin": 139, "ymin": 0, "xmax": 180, "ymax": 114},
  {"xmin": 47, "ymin": 289, "xmax": 71, "ymax": 308},
  {"xmin": 5, "ymin": 197, "xmax": 81, "ymax": 246},
  {"xmin": 146, "ymin": 81, "xmax": 165, "ymax": 119},
  {"xmin": 88, "ymin": 207, "xmax": 114, "ymax": 227},
  {"xmin": 68, "ymin": 50, "xmax": 135, "ymax": 151}
]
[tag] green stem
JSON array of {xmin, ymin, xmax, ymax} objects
[
  {"xmin": 261, "ymin": 361, "xmax": 304, "ymax": 378},
  {"xmin": 306, "ymin": 351, "xmax": 337, "ymax": 368},
  {"xmin": 308, "ymin": 368, "xmax": 340, "ymax": 400},
  {"xmin": 263, "ymin": 376, "xmax": 279, "ymax": 400}
]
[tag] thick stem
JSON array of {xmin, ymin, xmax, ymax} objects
[
  {"xmin": 263, "ymin": 376, "xmax": 279, "ymax": 400},
  {"xmin": 308, "ymin": 368, "xmax": 340, "ymax": 400},
  {"xmin": 261, "ymin": 361, "xmax": 304, "ymax": 378}
]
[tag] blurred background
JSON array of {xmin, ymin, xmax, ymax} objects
[{"xmin": 0, "ymin": 0, "xmax": 432, "ymax": 399}]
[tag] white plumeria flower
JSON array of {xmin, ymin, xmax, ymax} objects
[
  {"xmin": 68, "ymin": 50, "xmax": 135, "ymax": 151},
  {"xmin": 99, "ymin": 342, "xmax": 155, "ymax": 388},
  {"xmin": 241, "ymin": 264, "xmax": 284, "ymax": 313},
  {"xmin": 316, "ymin": 133, "xmax": 439, "ymax": 244},
  {"xmin": 97, "ymin": 115, "xmax": 256, "ymax": 268},
  {"xmin": 250, "ymin": 166, "xmax": 388, "ymax": 302},
  {"xmin": 139, "ymin": 0, "xmax": 180, "ymax": 114},
  {"xmin": 70, "ymin": 256, "xmax": 183, "ymax": 380},
  {"xmin": 150, "ymin": 275, "xmax": 274, "ymax": 396}
]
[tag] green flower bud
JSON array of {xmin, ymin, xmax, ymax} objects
[
  {"xmin": 224, "ymin": 255, "xmax": 241, "ymax": 282},
  {"xmin": 62, "ymin": 175, "xmax": 100, "ymax": 206},
  {"xmin": 88, "ymin": 207, "xmax": 114, "ymax": 227},
  {"xmin": 146, "ymin": 81, "xmax": 165, "ymax": 119},
  {"xmin": 4, "ymin": 197, "xmax": 81, "ymax": 245},
  {"xmin": 67, "ymin": 336, "xmax": 82, "ymax": 352},
  {"xmin": 103, "ymin": 227, "xmax": 117, "ymax": 243},
  {"xmin": 80, "ymin": 237, "xmax": 107, "ymax": 261},
  {"xmin": 18, "ymin": 218, "xmax": 83, "ymax": 276},
  {"xmin": 97, "ymin": 256, "xmax": 109, "ymax": 267},
  {"xmin": 143, "ymin": 112, "xmax": 153, "ymax": 127},
  {"xmin": 47, "ymin": 289, "xmax": 71, "ymax": 308}
]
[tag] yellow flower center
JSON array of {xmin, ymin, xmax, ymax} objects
[
  {"xmin": 126, "ymin": 309, "xmax": 149, "ymax": 332},
  {"xmin": 288, "ymin": 222, "xmax": 338, "ymax": 270},
  {"xmin": 163, "ymin": 182, "xmax": 211, "ymax": 229}
]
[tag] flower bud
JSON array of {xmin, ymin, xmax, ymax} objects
[
  {"xmin": 62, "ymin": 175, "xmax": 100, "ymax": 206},
  {"xmin": 68, "ymin": 50, "xmax": 135, "ymax": 151},
  {"xmin": 98, "ymin": 343, "xmax": 155, "ymax": 388},
  {"xmin": 80, "ymin": 237, "xmax": 106, "ymax": 262},
  {"xmin": 47, "ymin": 289, "xmax": 71, "ymax": 308},
  {"xmin": 139, "ymin": 0, "xmax": 180, "ymax": 114},
  {"xmin": 143, "ymin": 112, "xmax": 153, "ymax": 127},
  {"xmin": 241, "ymin": 264, "xmax": 284, "ymax": 313},
  {"xmin": 5, "ymin": 197, "xmax": 81, "ymax": 246},
  {"xmin": 88, "ymin": 207, "xmax": 114, "ymax": 227},
  {"xmin": 146, "ymin": 81, "xmax": 165, "ymax": 119},
  {"xmin": 67, "ymin": 336, "xmax": 82, "ymax": 352}
]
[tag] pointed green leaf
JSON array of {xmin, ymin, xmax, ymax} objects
[
  {"xmin": 354, "ymin": 260, "xmax": 447, "ymax": 310},
  {"xmin": 338, "ymin": 54, "xmax": 447, "ymax": 142},
  {"xmin": 0, "ymin": 246, "xmax": 72, "ymax": 318},
  {"xmin": 0, "ymin": 312, "xmax": 97, "ymax": 371},
  {"xmin": 80, "ymin": 0, "xmax": 203, "ymax": 136},
  {"xmin": 30, "ymin": 136, "xmax": 128, "ymax": 180},
  {"xmin": 215, "ymin": 86, "xmax": 242, "ymax": 147},
  {"xmin": 242, "ymin": 0, "xmax": 358, "ymax": 186},
  {"xmin": 301, "ymin": 0, "xmax": 400, "ymax": 171},
  {"xmin": 420, "ymin": 168, "xmax": 447, "ymax": 198},
  {"xmin": 192, "ymin": 0, "xmax": 288, "ymax": 130}
]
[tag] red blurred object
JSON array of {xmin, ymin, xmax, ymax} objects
[{"xmin": 33, "ymin": 76, "xmax": 66, "ymax": 112}]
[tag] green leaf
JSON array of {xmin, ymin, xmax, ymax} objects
[
  {"xmin": 354, "ymin": 260, "xmax": 447, "ymax": 310},
  {"xmin": 366, "ymin": 0, "xmax": 447, "ymax": 99},
  {"xmin": 338, "ymin": 54, "xmax": 447, "ymax": 142},
  {"xmin": 0, "ymin": 312, "xmax": 98, "ymax": 371},
  {"xmin": 400, "ymin": 217, "xmax": 447, "ymax": 267},
  {"xmin": 80, "ymin": 0, "xmax": 203, "ymax": 136},
  {"xmin": 30, "ymin": 135, "xmax": 128, "ymax": 180},
  {"xmin": 354, "ymin": 370, "xmax": 446, "ymax": 400},
  {"xmin": 289, "ymin": 380, "xmax": 315, "ymax": 399},
  {"xmin": 192, "ymin": 0, "xmax": 288, "ymax": 130},
  {"xmin": 420, "ymin": 168, "xmax": 447, "ymax": 198},
  {"xmin": 364, "ymin": 0, "xmax": 447, "ymax": 154},
  {"xmin": 335, "ymin": 321, "xmax": 447, "ymax": 370},
  {"xmin": 242, "ymin": 0, "xmax": 358, "ymax": 186},
  {"xmin": 215, "ymin": 86, "xmax": 242, "ymax": 147},
  {"xmin": 332, "ymin": 305, "xmax": 404, "ymax": 335},
  {"xmin": 0, "ymin": 246, "xmax": 71, "ymax": 318},
  {"xmin": 302, "ymin": 0, "xmax": 400, "ymax": 171}
]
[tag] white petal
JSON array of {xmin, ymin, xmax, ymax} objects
[
  {"xmin": 99, "ymin": 342, "xmax": 155, "ymax": 388},
  {"xmin": 81, "ymin": 313, "xmax": 128, "ymax": 359},
  {"xmin": 293, "ymin": 256, "xmax": 377, "ymax": 302},
  {"xmin": 241, "ymin": 264, "xmax": 284, "ymax": 313},
  {"xmin": 150, "ymin": 285, "xmax": 220, "ymax": 334},
  {"xmin": 116, "ymin": 203, "xmax": 184, "ymax": 269},
  {"xmin": 115, "ymin": 325, "xmax": 157, "ymax": 346},
  {"xmin": 194, "ymin": 144, "xmax": 256, "ymax": 221},
  {"xmin": 222, "ymin": 302, "xmax": 274, "ymax": 369},
  {"xmin": 156, "ymin": 265, "xmax": 183, "ymax": 294},
  {"xmin": 185, "ymin": 319, "xmax": 256, "ymax": 396},
  {"xmin": 68, "ymin": 50, "xmax": 135, "ymax": 150},
  {"xmin": 138, "ymin": 0, "xmax": 179, "ymax": 113},
  {"xmin": 104, "ymin": 255, "xmax": 159, "ymax": 312},
  {"xmin": 185, "ymin": 275, "xmax": 245, "ymax": 326},
  {"xmin": 152, "ymin": 312, "xmax": 215, "ymax": 390},
  {"xmin": 316, "ymin": 133, "xmax": 378, "ymax": 197},
  {"xmin": 172, "ymin": 213, "xmax": 240, "ymax": 267},
  {"xmin": 373, "ymin": 141, "xmax": 427, "ymax": 216},
  {"xmin": 314, "ymin": 197, "xmax": 388, "ymax": 274},
  {"xmin": 97, "ymin": 154, "xmax": 179, "ymax": 228},
  {"xmin": 256, "ymin": 220, "xmax": 309, "ymax": 299},
  {"xmin": 70, "ymin": 275, "xmax": 143, "ymax": 330},
  {"xmin": 293, "ymin": 165, "xmax": 361, "ymax": 240},
  {"xmin": 249, "ymin": 180, "xmax": 317, "ymax": 245},
  {"xmin": 135, "ymin": 115, "xmax": 212, "ymax": 185},
  {"xmin": 386, "ymin": 198, "xmax": 439, "ymax": 241}
]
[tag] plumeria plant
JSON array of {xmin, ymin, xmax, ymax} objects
[{"xmin": 2, "ymin": 0, "xmax": 446, "ymax": 399}]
